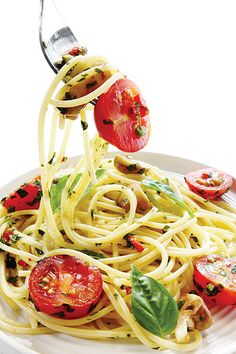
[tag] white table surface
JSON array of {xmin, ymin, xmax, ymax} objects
[{"xmin": 0, "ymin": 0, "xmax": 235, "ymax": 352}]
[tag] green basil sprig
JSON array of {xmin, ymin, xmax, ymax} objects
[
  {"xmin": 141, "ymin": 178, "xmax": 194, "ymax": 217},
  {"xmin": 80, "ymin": 250, "xmax": 105, "ymax": 259},
  {"xmin": 131, "ymin": 266, "xmax": 178, "ymax": 337},
  {"xmin": 50, "ymin": 169, "xmax": 106, "ymax": 213}
]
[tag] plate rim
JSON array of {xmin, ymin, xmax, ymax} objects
[{"xmin": 0, "ymin": 151, "xmax": 235, "ymax": 354}]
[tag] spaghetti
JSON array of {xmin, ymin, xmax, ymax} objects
[{"xmin": 0, "ymin": 54, "xmax": 235, "ymax": 352}]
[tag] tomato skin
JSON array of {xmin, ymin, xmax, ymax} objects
[
  {"xmin": 193, "ymin": 255, "xmax": 236, "ymax": 306},
  {"xmin": 94, "ymin": 78, "xmax": 150, "ymax": 152},
  {"xmin": 2, "ymin": 230, "xmax": 13, "ymax": 243},
  {"xmin": 185, "ymin": 168, "xmax": 233, "ymax": 200},
  {"xmin": 2, "ymin": 177, "xmax": 42, "ymax": 212},
  {"xmin": 29, "ymin": 255, "xmax": 103, "ymax": 319}
]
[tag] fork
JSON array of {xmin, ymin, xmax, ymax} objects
[{"xmin": 39, "ymin": 0, "xmax": 84, "ymax": 74}]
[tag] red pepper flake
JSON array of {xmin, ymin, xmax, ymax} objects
[
  {"xmin": 18, "ymin": 260, "xmax": 28, "ymax": 267},
  {"xmin": 2, "ymin": 230, "xmax": 13, "ymax": 243},
  {"xmin": 125, "ymin": 286, "xmax": 132, "ymax": 295},
  {"xmin": 124, "ymin": 234, "xmax": 144, "ymax": 253},
  {"xmin": 67, "ymin": 46, "xmax": 87, "ymax": 57}
]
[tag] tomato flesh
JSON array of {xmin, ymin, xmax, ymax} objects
[
  {"xmin": 29, "ymin": 255, "xmax": 103, "ymax": 319},
  {"xmin": 94, "ymin": 78, "xmax": 150, "ymax": 152},
  {"xmin": 2, "ymin": 177, "xmax": 42, "ymax": 212},
  {"xmin": 193, "ymin": 255, "xmax": 236, "ymax": 306},
  {"xmin": 185, "ymin": 168, "xmax": 233, "ymax": 200}
]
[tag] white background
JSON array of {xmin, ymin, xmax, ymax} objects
[{"xmin": 0, "ymin": 0, "xmax": 235, "ymax": 188}]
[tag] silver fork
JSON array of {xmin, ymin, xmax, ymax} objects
[{"xmin": 39, "ymin": 0, "xmax": 85, "ymax": 74}]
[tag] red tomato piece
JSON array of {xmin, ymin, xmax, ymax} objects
[
  {"xmin": 2, "ymin": 230, "xmax": 13, "ymax": 243},
  {"xmin": 29, "ymin": 255, "xmax": 103, "ymax": 319},
  {"xmin": 185, "ymin": 168, "xmax": 233, "ymax": 200},
  {"xmin": 18, "ymin": 260, "xmax": 29, "ymax": 267},
  {"xmin": 193, "ymin": 255, "xmax": 236, "ymax": 306},
  {"xmin": 125, "ymin": 234, "xmax": 144, "ymax": 252},
  {"xmin": 2, "ymin": 177, "xmax": 42, "ymax": 212},
  {"xmin": 125, "ymin": 286, "xmax": 132, "ymax": 295},
  {"xmin": 67, "ymin": 46, "xmax": 86, "ymax": 57},
  {"xmin": 94, "ymin": 78, "xmax": 150, "ymax": 152}
]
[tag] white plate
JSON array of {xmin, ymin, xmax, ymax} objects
[{"xmin": 0, "ymin": 152, "xmax": 235, "ymax": 354}]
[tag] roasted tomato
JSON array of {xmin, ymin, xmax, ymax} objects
[
  {"xmin": 29, "ymin": 255, "xmax": 103, "ymax": 319},
  {"xmin": 94, "ymin": 78, "xmax": 150, "ymax": 152},
  {"xmin": 193, "ymin": 255, "xmax": 236, "ymax": 306},
  {"xmin": 185, "ymin": 168, "xmax": 233, "ymax": 200},
  {"xmin": 2, "ymin": 177, "xmax": 42, "ymax": 212}
]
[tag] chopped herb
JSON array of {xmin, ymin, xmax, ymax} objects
[
  {"xmin": 136, "ymin": 125, "xmax": 147, "ymax": 137},
  {"xmin": 6, "ymin": 219, "xmax": 14, "ymax": 227},
  {"xmin": 34, "ymin": 179, "xmax": 41, "ymax": 188},
  {"xmin": 231, "ymin": 265, "xmax": 236, "ymax": 274},
  {"xmin": 127, "ymin": 333, "xmax": 131, "ymax": 338},
  {"xmin": 81, "ymin": 120, "xmax": 88, "ymax": 131},
  {"xmin": 7, "ymin": 276, "xmax": 18, "ymax": 284},
  {"xmin": 64, "ymin": 91, "xmax": 73, "ymax": 100},
  {"xmin": 90, "ymin": 209, "xmax": 94, "ymax": 220},
  {"xmin": 138, "ymin": 168, "xmax": 145, "ymax": 174},
  {"xmin": 10, "ymin": 234, "xmax": 21, "ymax": 244},
  {"xmin": 0, "ymin": 237, "xmax": 10, "ymax": 246},
  {"xmin": 57, "ymin": 107, "xmax": 67, "ymax": 115},
  {"xmin": 7, "ymin": 206, "xmax": 16, "ymax": 213},
  {"xmin": 80, "ymin": 250, "xmax": 105, "ymax": 259},
  {"xmin": 5, "ymin": 254, "xmax": 16, "ymax": 269},
  {"xmin": 163, "ymin": 225, "xmax": 170, "ymax": 232},
  {"xmin": 38, "ymin": 229, "xmax": 45, "ymax": 236},
  {"xmin": 27, "ymin": 190, "xmax": 42, "ymax": 206},
  {"xmin": 65, "ymin": 305, "xmax": 75, "ymax": 313},
  {"xmin": 95, "ymin": 68, "xmax": 103, "ymax": 73},
  {"xmin": 48, "ymin": 152, "xmax": 56, "ymax": 165},
  {"xmin": 86, "ymin": 81, "xmax": 97, "ymax": 89},
  {"xmin": 114, "ymin": 293, "xmax": 119, "ymax": 299},
  {"xmin": 127, "ymin": 164, "xmax": 137, "ymax": 172},
  {"xmin": 35, "ymin": 248, "xmax": 44, "ymax": 255},
  {"xmin": 205, "ymin": 283, "xmax": 220, "ymax": 296},
  {"xmin": 103, "ymin": 119, "xmax": 113, "ymax": 125},
  {"xmin": 16, "ymin": 188, "xmax": 28, "ymax": 198},
  {"xmin": 162, "ymin": 178, "xmax": 169, "ymax": 185},
  {"xmin": 177, "ymin": 300, "xmax": 185, "ymax": 310},
  {"xmin": 53, "ymin": 311, "xmax": 65, "ymax": 318},
  {"xmin": 95, "ymin": 243, "xmax": 102, "ymax": 247},
  {"xmin": 1, "ymin": 197, "xmax": 6, "ymax": 203}
]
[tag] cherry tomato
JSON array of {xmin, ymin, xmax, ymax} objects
[
  {"xmin": 29, "ymin": 255, "xmax": 103, "ymax": 319},
  {"xmin": 2, "ymin": 177, "xmax": 42, "ymax": 212},
  {"xmin": 67, "ymin": 46, "xmax": 86, "ymax": 57},
  {"xmin": 185, "ymin": 168, "xmax": 233, "ymax": 200},
  {"xmin": 193, "ymin": 255, "xmax": 236, "ymax": 306},
  {"xmin": 94, "ymin": 78, "xmax": 150, "ymax": 152}
]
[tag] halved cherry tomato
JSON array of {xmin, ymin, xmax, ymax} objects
[
  {"xmin": 67, "ymin": 46, "xmax": 86, "ymax": 57},
  {"xmin": 185, "ymin": 168, "xmax": 233, "ymax": 200},
  {"xmin": 94, "ymin": 78, "xmax": 150, "ymax": 152},
  {"xmin": 193, "ymin": 255, "xmax": 236, "ymax": 306},
  {"xmin": 2, "ymin": 177, "xmax": 42, "ymax": 212},
  {"xmin": 29, "ymin": 255, "xmax": 103, "ymax": 319}
]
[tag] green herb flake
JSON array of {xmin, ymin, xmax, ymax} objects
[
  {"xmin": 95, "ymin": 68, "xmax": 103, "ymax": 74},
  {"xmin": 10, "ymin": 234, "xmax": 21, "ymax": 244},
  {"xmin": 38, "ymin": 229, "xmax": 45, "ymax": 236},
  {"xmin": 177, "ymin": 300, "xmax": 185, "ymax": 310},
  {"xmin": 163, "ymin": 225, "xmax": 170, "ymax": 232},
  {"xmin": 131, "ymin": 266, "xmax": 178, "ymax": 337},
  {"xmin": 86, "ymin": 81, "xmax": 97, "ymax": 89},
  {"xmin": 16, "ymin": 188, "xmax": 28, "ymax": 198},
  {"xmin": 95, "ymin": 243, "xmax": 102, "ymax": 247},
  {"xmin": 103, "ymin": 119, "xmax": 113, "ymax": 125},
  {"xmin": 35, "ymin": 248, "xmax": 44, "ymax": 255},
  {"xmin": 48, "ymin": 152, "xmax": 56, "ymax": 165},
  {"xmin": 7, "ymin": 276, "xmax": 18, "ymax": 284},
  {"xmin": 231, "ymin": 265, "xmax": 236, "ymax": 274},
  {"xmin": 114, "ymin": 293, "xmax": 119, "ymax": 299},
  {"xmin": 53, "ymin": 311, "xmax": 65, "ymax": 318},
  {"xmin": 81, "ymin": 120, "xmax": 88, "ymax": 131},
  {"xmin": 5, "ymin": 254, "xmax": 16, "ymax": 269},
  {"xmin": 127, "ymin": 164, "xmax": 137, "ymax": 172},
  {"xmin": 80, "ymin": 250, "xmax": 105, "ymax": 259}
]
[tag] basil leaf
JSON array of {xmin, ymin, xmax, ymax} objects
[
  {"xmin": 131, "ymin": 266, "xmax": 178, "ymax": 337},
  {"xmin": 50, "ymin": 169, "xmax": 106, "ymax": 213},
  {"xmin": 142, "ymin": 178, "xmax": 194, "ymax": 217},
  {"xmin": 80, "ymin": 250, "xmax": 105, "ymax": 259}
]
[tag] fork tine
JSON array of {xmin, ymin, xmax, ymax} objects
[{"xmin": 39, "ymin": 0, "xmax": 79, "ymax": 74}]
